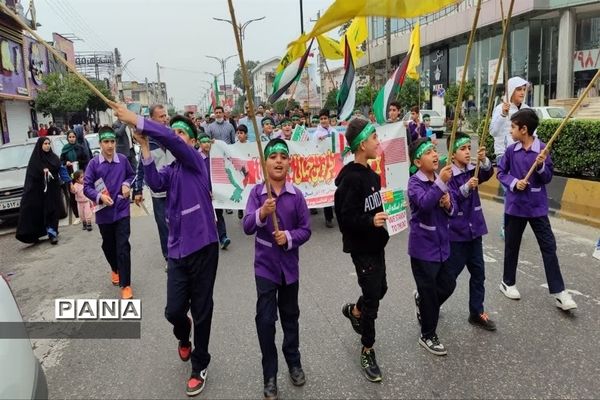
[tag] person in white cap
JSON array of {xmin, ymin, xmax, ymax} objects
[{"xmin": 490, "ymin": 76, "xmax": 530, "ymax": 239}]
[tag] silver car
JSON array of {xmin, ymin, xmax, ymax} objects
[{"xmin": 0, "ymin": 273, "xmax": 48, "ymax": 399}]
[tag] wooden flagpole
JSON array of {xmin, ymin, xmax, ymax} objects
[
  {"xmin": 500, "ymin": 0, "xmax": 509, "ymax": 101},
  {"xmin": 0, "ymin": 2, "xmax": 115, "ymax": 108},
  {"xmin": 474, "ymin": 0, "xmax": 515, "ymax": 178},
  {"xmin": 227, "ymin": 0, "xmax": 279, "ymax": 231},
  {"xmin": 523, "ymin": 68, "xmax": 600, "ymax": 181},
  {"xmin": 445, "ymin": 0, "xmax": 482, "ymax": 166}
]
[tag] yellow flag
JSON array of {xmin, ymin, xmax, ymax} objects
[
  {"xmin": 347, "ymin": 16, "xmax": 368, "ymax": 46},
  {"xmin": 316, "ymin": 35, "xmax": 344, "ymax": 60},
  {"xmin": 276, "ymin": 41, "xmax": 306, "ymax": 74},
  {"xmin": 406, "ymin": 23, "xmax": 420, "ymax": 80},
  {"xmin": 289, "ymin": 0, "xmax": 459, "ymax": 46}
]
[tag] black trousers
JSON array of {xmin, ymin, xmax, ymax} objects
[
  {"xmin": 98, "ymin": 217, "xmax": 131, "ymax": 287},
  {"xmin": 503, "ymin": 214, "xmax": 565, "ymax": 294},
  {"xmin": 255, "ymin": 275, "xmax": 301, "ymax": 381},
  {"xmin": 165, "ymin": 242, "xmax": 219, "ymax": 373},
  {"xmin": 411, "ymin": 257, "xmax": 456, "ymax": 339},
  {"xmin": 352, "ymin": 251, "xmax": 387, "ymax": 349},
  {"xmin": 447, "ymin": 237, "xmax": 486, "ymax": 315},
  {"xmin": 69, "ymin": 192, "xmax": 79, "ymax": 218},
  {"xmin": 324, "ymin": 206, "xmax": 334, "ymax": 222}
]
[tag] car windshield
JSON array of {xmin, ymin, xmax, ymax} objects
[
  {"xmin": 547, "ymin": 107, "xmax": 567, "ymax": 118},
  {"xmin": 421, "ymin": 110, "xmax": 441, "ymax": 117},
  {"xmin": 0, "ymin": 144, "xmax": 35, "ymax": 171},
  {"xmin": 86, "ymin": 134, "xmax": 99, "ymax": 149}
]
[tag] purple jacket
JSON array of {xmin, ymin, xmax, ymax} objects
[
  {"xmin": 83, "ymin": 152, "xmax": 134, "ymax": 224},
  {"xmin": 200, "ymin": 151, "xmax": 211, "ymax": 191},
  {"xmin": 497, "ymin": 138, "xmax": 553, "ymax": 218},
  {"xmin": 407, "ymin": 121, "xmax": 427, "ymax": 142},
  {"xmin": 408, "ymin": 170, "xmax": 455, "ymax": 262},
  {"xmin": 448, "ymin": 160, "xmax": 494, "ymax": 241},
  {"xmin": 138, "ymin": 117, "xmax": 218, "ymax": 259},
  {"xmin": 243, "ymin": 182, "xmax": 311, "ymax": 285}
]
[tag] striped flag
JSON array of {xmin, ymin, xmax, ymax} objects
[
  {"xmin": 373, "ymin": 48, "xmax": 412, "ymax": 124},
  {"xmin": 337, "ymin": 36, "xmax": 356, "ymax": 121},
  {"xmin": 269, "ymin": 39, "xmax": 314, "ymax": 104},
  {"xmin": 213, "ymin": 76, "xmax": 220, "ymax": 107}
]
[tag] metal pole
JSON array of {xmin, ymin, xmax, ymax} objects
[
  {"xmin": 385, "ymin": 18, "xmax": 391, "ymax": 75},
  {"xmin": 299, "ymin": 0, "xmax": 304, "ymax": 34}
]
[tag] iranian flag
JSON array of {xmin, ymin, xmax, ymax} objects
[
  {"xmin": 373, "ymin": 48, "xmax": 413, "ymax": 124},
  {"xmin": 337, "ymin": 35, "xmax": 356, "ymax": 121}
]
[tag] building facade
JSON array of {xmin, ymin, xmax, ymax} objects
[
  {"xmin": 251, "ymin": 57, "xmax": 280, "ymax": 105},
  {"xmin": 360, "ymin": 0, "xmax": 600, "ymax": 116}
]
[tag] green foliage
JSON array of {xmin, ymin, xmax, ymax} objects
[
  {"xmin": 272, "ymin": 98, "xmax": 299, "ymax": 114},
  {"xmin": 444, "ymin": 81, "xmax": 475, "ymax": 110},
  {"xmin": 356, "ymin": 84, "xmax": 377, "ymax": 108},
  {"xmin": 396, "ymin": 78, "xmax": 426, "ymax": 111},
  {"xmin": 35, "ymin": 73, "xmax": 114, "ymax": 117},
  {"xmin": 535, "ymin": 119, "xmax": 600, "ymax": 177},
  {"xmin": 324, "ymin": 89, "xmax": 338, "ymax": 111},
  {"xmin": 233, "ymin": 60, "xmax": 259, "ymax": 93}
]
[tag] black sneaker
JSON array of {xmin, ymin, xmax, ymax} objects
[
  {"xmin": 342, "ymin": 303, "xmax": 361, "ymax": 335},
  {"xmin": 86, "ymin": 223, "xmax": 93, "ymax": 231},
  {"xmin": 49, "ymin": 236, "xmax": 58, "ymax": 245},
  {"xmin": 238, "ymin": 210, "xmax": 243, "ymax": 219},
  {"xmin": 325, "ymin": 219, "xmax": 334, "ymax": 228},
  {"xmin": 468, "ymin": 312, "xmax": 497, "ymax": 331},
  {"xmin": 289, "ymin": 366, "xmax": 306, "ymax": 386},
  {"xmin": 419, "ymin": 335, "xmax": 447, "ymax": 356},
  {"xmin": 82, "ymin": 222, "xmax": 87, "ymax": 230},
  {"xmin": 360, "ymin": 347, "xmax": 382, "ymax": 382},
  {"xmin": 263, "ymin": 377, "xmax": 278, "ymax": 400},
  {"xmin": 186, "ymin": 369, "xmax": 206, "ymax": 397},
  {"xmin": 413, "ymin": 290, "xmax": 422, "ymax": 326}
]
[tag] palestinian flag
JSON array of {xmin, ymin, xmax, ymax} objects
[
  {"xmin": 269, "ymin": 39, "xmax": 314, "ymax": 104},
  {"xmin": 337, "ymin": 35, "xmax": 356, "ymax": 121},
  {"xmin": 373, "ymin": 47, "xmax": 412, "ymax": 124}
]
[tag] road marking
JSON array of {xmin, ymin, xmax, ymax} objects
[{"xmin": 484, "ymin": 254, "xmax": 496, "ymax": 263}]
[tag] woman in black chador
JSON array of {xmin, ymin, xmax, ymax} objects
[{"xmin": 16, "ymin": 137, "xmax": 70, "ymax": 244}]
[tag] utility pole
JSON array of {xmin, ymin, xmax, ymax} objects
[
  {"xmin": 312, "ymin": 10, "xmax": 325, "ymax": 108},
  {"xmin": 385, "ymin": 17, "xmax": 391, "ymax": 76},
  {"xmin": 206, "ymin": 55, "xmax": 237, "ymax": 109},
  {"xmin": 114, "ymin": 48, "xmax": 122, "ymax": 102},
  {"xmin": 156, "ymin": 62, "xmax": 162, "ymax": 104}
]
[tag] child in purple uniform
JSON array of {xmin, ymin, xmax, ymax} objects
[
  {"xmin": 446, "ymin": 132, "xmax": 496, "ymax": 331},
  {"xmin": 115, "ymin": 105, "xmax": 219, "ymax": 397},
  {"xmin": 497, "ymin": 108, "xmax": 577, "ymax": 311},
  {"xmin": 407, "ymin": 137, "xmax": 456, "ymax": 356},
  {"xmin": 243, "ymin": 138, "xmax": 311, "ymax": 400}
]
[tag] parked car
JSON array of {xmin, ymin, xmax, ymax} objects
[
  {"xmin": 0, "ymin": 141, "xmax": 69, "ymax": 225},
  {"xmin": 0, "ymin": 273, "xmax": 48, "ymax": 399},
  {"xmin": 85, "ymin": 133, "xmax": 100, "ymax": 157},
  {"xmin": 531, "ymin": 106, "xmax": 570, "ymax": 121},
  {"xmin": 402, "ymin": 109, "xmax": 446, "ymax": 138}
]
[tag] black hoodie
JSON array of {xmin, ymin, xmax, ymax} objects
[{"xmin": 334, "ymin": 162, "xmax": 389, "ymax": 254}]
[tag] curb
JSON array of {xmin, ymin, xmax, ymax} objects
[{"xmin": 479, "ymin": 169, "xmax": 600, "ymax": 228}]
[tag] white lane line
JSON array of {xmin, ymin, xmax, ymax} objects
[{"xmin": 484, "ymin": 254, "xmax": 496, "ymax": 263}]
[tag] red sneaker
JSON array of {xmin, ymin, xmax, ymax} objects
[
  {"xmin": 178, "ymin": 341, "xmax": 191, "ymax": 362},
  {"xmin": 186, "ymin": 369, "xmax": 207, "ymax": 397}
]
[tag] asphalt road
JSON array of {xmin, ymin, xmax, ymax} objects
[{"xmin": 1, "ymin": 197, "xmax": 599, "ymax": 399}]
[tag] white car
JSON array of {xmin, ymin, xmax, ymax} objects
[
  {"xmin": 402, "ymin": 110, "xmax": 446, "ymax": 137},
  {"xmin": 531, "ymin": 106, "xmax": 569, "ymax": 121}
]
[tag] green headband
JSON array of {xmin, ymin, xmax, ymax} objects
[
  {"xmin": 198, "ymin": 137, "xmax": 211, "ymax": 144},
  {"xmin": 99, "ymin": 130, "xmax": 116, "ymax": 141},
  {"xmin": 451, "ymin": 136, "xmax": 471, "ymax": 154},
  {"xmin": 264, "ymin": 143, "xmax": 289, "ymax": 158},
  {"xmin": 342, "ymin": 123, "xmax": 376, "ymax": 156},
  {"xmin": 409, "ymin": 141, "xmax": 435, "ymax": 174},
  {"xmin": 171, "ymin": 121, "xmax": 196, "ymax": 139}
]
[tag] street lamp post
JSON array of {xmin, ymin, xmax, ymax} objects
[
  {"xmin": 206, "ymin": 54, "xmax": 237, "ymax": 109},
  {"xmin": 213, "ymin": 16, "xmax": 265, "ymax": 42}
]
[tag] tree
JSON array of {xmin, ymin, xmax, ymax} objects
[
  {"xmin": 396, "ymin": 78, "xmax": 427, "ymax": 111},
  {"xmin": 233, "ymin": 60, "xmax": 259, "ymax": 93},
  {"xmin": 356, "ymin": 84, "xmax": 377, "ymax": 108},
  {"xmin": 324, "ymin": 89, "xmax": 338, "ymax": 111},
  {"xmin": 36, "ymin": 72, "xmax": 114, "ymax": 120},
  {"xmin": 444, "ymin": 81, "xmax": 475, "ymax": 111}
]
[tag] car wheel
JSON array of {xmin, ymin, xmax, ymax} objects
[{"xmin": 58, "ymin": 186, "xmax": 69, "ymax": 219}]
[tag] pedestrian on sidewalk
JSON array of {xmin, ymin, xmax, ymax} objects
[
  {"xmin": 407, "ymin": 137, "xmax": 457, "ymax": 357},
  {"xmin": 334, "ymin": 118, "xmax": 389, "ymax": 382},
  {"xmin": 116, "ymin": 105, "xmax": 219, "ymax": 398},
  {"xmin": 243, "ymin": 138, "xmax": 311, "ymax": 400},
  {"xmin": 496, "ymin": 108, "xmax": 577, "ymax": 311},
  {"xmin": 446, "ymin": 132, "xmax": 496, "ymax": 331},
  {"xmin": 16, "ymin": 137, "xmax": 71, "ymax": 245},
  {"xmin": 83, "ymin": 126, "xmax": 135, "ymax": 299},
  {"xmin": 132, "ymin": 104, "xmax": 174, "ymax": 271},
  {"xmin": 314, "ymin": 108, "xmax": 337, "ymax": 228},
  {"xmin": 71, "ymin": 170, "xmax": 93, "ymax": 231}
]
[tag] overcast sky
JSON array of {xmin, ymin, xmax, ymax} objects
[{"xmin": 34, "ymin": 0, "xmax": 333, "ymax": 109}]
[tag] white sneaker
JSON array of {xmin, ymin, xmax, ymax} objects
[
  {"xmin": 73, "ymin": 217, "xmax": 81, "ymax": 225},
  {"xmin": 554, "ymin": 290, "xmax": 577, "ymax": 311},
  {"xmin": 499, "ymin": 281, "xmax": 521, "ymax": 300}
]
